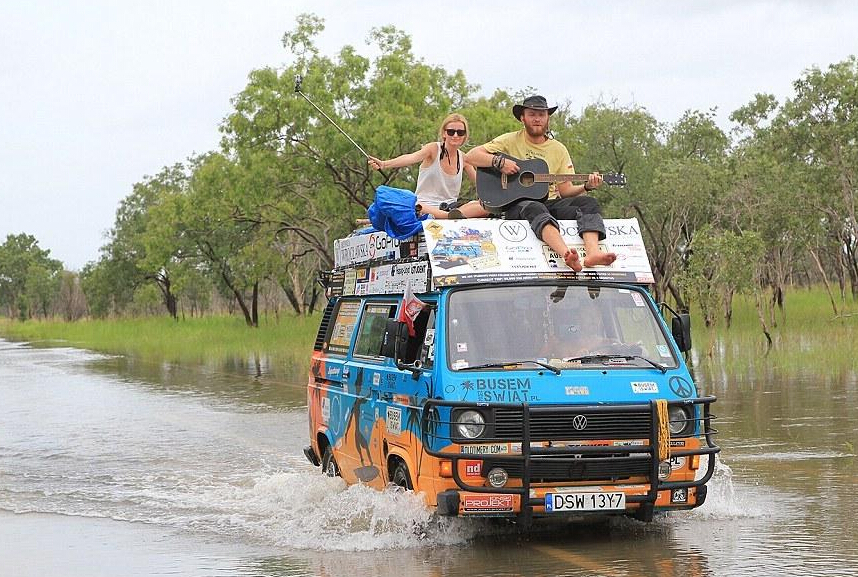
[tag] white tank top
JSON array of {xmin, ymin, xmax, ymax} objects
[{"xmin": 414, "ymin": 143, "xmax": 463, "ymax": 206}]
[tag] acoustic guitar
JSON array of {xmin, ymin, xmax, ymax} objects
[{"xmin": 476, "ymin": 155, "xmax": 626, "ymax": 210}]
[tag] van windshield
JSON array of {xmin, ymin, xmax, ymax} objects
[{"xmin": 446, "ymin": 285, "xmax": 678, "ymax": 371}]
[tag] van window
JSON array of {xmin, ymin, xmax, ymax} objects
[
  {"xmin": 446, "ymin": 285, "xmax": 677, "ymax": 369},
  {"xmin": 404, "ymin": 305, "xmax": 435, "ymax": 368},
  {"xmin": 327, "ymin": 300, "xmax": 361, "ymax": 356},
  {"xmin": 353, "ymin": 303, "xmax": 397, "ymax": 358}
]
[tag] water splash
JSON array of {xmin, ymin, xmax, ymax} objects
[
  {"xmin": 690, "ymin": 455, "xmax": 769, "ymax": 519},
  {"xmin": 191, "ymin": 466, "xmax": 477, "ymax": 550}
]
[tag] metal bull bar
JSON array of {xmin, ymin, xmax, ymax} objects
[{"xmin": 420, "ymin": 397, "xmax": 720, "ymax": 524}]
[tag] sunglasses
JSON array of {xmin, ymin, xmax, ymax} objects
[{"xmin": 445, "ymin": 128, "xmax": 467, "ymax": 136}]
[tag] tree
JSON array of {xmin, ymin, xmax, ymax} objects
[
  {"xmin": 728, "ymin": 97, "xmax": 813, "ymax": 325},
  {"xmin": 677, "ymin": 227, "xmax": 765, "ymax": 343},
  {"xmin": 85, "ymin": 164, "xmax": 192, "ymax": 319},
  {"xmin": 79, "ymin": 257, "xmax": 135, "ymax": 318},
  {"xmin": 67, "ymin": 17, "xmax": 858, "ymax": 323},
  {"xmin": 219, "ymin": 15, "xmax": 482, "ymax": 315},
  {"xmin": 25, "ymin": 261, "xmax": 62, "ymax": 319},
  {"xmin": 772, "ymin": 57, "xmax": 858, "ymax": 299},
  {"xmin": 54, "ymin": 271, "xmax": 88, "ymax": 321},
  {"xmin": 144, "ymin": 153, "xmax": 266, "ymax": 326},
  {"xmin": 0, "ymin": 233, "xmax": 62, "ymax": 320}
]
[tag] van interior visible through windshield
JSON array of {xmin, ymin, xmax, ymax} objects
[{"xmin": 446, "ymin": 285, "xmax": 677, "ymax": 370}]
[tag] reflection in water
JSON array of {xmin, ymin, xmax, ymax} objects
[
  {"xmin": 2, "ymin": 337, "xmax": 858, "ymax": 576},
  {"xmin": 86, "ymin": 352, "xmax": 309, "ymax": 409},
  {"xmin": 693, "ymin": 335, "xmax": 858, "ymax": 577}
]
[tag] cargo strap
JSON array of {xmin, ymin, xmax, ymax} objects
[{"xmin": 655, "ymin": 399, "xmax": 671, "ymax": 461}]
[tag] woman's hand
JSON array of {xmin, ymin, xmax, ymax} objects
[{"xmin": 368, "ymin": 156, "xmax": 385, "ymax": 171}]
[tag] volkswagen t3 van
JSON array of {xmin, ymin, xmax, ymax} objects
[{"xmin": 304, "ymin": 218, "xmax": 719, "ymax": 524}]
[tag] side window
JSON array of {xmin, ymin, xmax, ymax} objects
[
  {"xmin": 327, "ymin": 300, "xmax": 361, "ymax": 356},
  {"xmin": 404, "ymin": 305, "xmax": 435, "ymax": 368},
  {"xmin": 353, "ymin": 303, "xmax": 397, "ymax": 358}
]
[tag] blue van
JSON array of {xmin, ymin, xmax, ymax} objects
[{"xmin": 305, "ymin": 218, "xmax": 719, "ymax": 524}]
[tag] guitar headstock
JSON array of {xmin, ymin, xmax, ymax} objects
[{"xmin": 602, "ymin": 172, "xmax": 627, "ymax": 187}]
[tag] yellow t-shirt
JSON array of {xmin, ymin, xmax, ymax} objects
[{"xmin": 483, "ymin": 130, "xmax": 574, "ymax": 199}]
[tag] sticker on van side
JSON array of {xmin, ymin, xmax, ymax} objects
[{"xmin": 386, "ymin": 407, "xmax": 402, "ymax": 435}]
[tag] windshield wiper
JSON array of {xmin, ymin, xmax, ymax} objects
[
  {"xmin": 562, "ymin": 354, "xmax": 667, "ymax": 373},
  {"xmin": 457, "ymin": 359, "xmax": 561, "ymax": 375}
]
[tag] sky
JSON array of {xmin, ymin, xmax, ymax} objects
[{"xmin": 1, "ymin": 0, "xmax": 856, "ymax": 271}]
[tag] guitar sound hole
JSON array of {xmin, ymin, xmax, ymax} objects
[{"xmin": 519, "ymin": 172, "xmax": 535, "ymax": 187}]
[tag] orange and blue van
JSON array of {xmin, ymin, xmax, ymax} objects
[{"xmin": 304, "ymin": 218, "xmax": 719, "ymax": 524}]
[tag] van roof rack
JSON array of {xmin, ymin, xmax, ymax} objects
[{"xmin": 325, "ymin": 218, "xmax": 653, "ymax": 297}]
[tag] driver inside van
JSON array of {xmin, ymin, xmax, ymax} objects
[
  {"xmin": 540, "ymin": 303, "xmax": 647, "ymax": 364},
  {"xmin": 540, "ymin": 313, "xmax": 610, "ymax": 362}
]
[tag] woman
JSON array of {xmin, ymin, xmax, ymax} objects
[{"xmin": 368, "ymin": 113, "xmax": 487, "ymax": 219}]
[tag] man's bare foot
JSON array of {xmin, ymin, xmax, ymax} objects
[
  {"xmin": 564, "ymin": 249, "xmax": 583, "ymax": 272},
  {"xmin": 583, "ymin": 251, "xmax": 617, "ymax": 267}
]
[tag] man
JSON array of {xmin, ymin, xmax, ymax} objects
[{"xmin": 465, "ymin": 95, "xmax": 616, "ymax": 272}]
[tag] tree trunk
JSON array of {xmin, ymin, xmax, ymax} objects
[
  {"xmin": 666, "ymin": 279, "xmax": 687, "ymax": 312},
  {"xmin": 251, "ymin": 281, "xmax": 259, "ymax": 327},
  {"xmin": 166, "ymin": 291, "xmax": 178, "ymax": 321},
  {"xmin": 308, "ymin": 285, "xmax": 320, "ymax": 314},
  {"xmin": 221, "ymin": 271, "xmax": 253, "ymax": 326},
  {"xmin": 231, "ymin": 287, "xmax": 253, "ymax": 326},
  {"xmin": 281, "ymin": 282, "xmax": 302, "ymax": 314},
  {"xmin": 150, "ymin": 273, "xmax": 178, "ymax": 320},
  {"xmin": 808, "ymin": 248, "xmax": 839, "ymax": 317},
  {"xmin": 754, "ymin": 287, "xmax": 773, "ymax": 352},
  {"xmin": 723, "ymin": 288, "xmax": 734, "ymax": 329}
]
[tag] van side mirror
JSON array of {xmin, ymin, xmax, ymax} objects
[
  {"xmin": 381, "ymin": 319, "xmax": 409, "ymax": 360},
  {"xmin": 671, "ymin": 313, "xmax": 692, "ymax": 352}
]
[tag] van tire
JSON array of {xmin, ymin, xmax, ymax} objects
[
  {"xmin": 321, "ymin": 446, "xmax": 340, "ymax": 477},
  {"xmin": 391, "ymin": 460, "xmax": 413, "ymax": 490}
]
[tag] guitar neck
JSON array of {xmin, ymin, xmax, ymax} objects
[{"xmin": 533, "ymin": 174, "xmax": 591, "ymax": 184}]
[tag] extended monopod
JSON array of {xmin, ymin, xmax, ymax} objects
[{"xmin": 294, "ymin": 75, "xmax": 390, "ymax": 180}]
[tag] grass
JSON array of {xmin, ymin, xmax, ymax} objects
[
  {"xmin": 0, "ymin": 314, "xmax": 321, "ymax": 367},
  {"xmin": 1, "ymin": 287, "xmax": 855, "ymax": 381},
  {"xmin": 690, "ymin": 287, "xmax": 858, "ymax": 380}
]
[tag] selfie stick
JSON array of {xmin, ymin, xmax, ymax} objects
[{"xmin": 294, "ymin": 75, "xmax": 381, "ymax": 160}]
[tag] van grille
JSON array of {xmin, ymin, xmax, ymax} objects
[
  {"xmin": 487, "ymin": 454, "xmax": 651, "ymax": 482},
  {"xmin": 493, "ymin": 407, "xmax": 651, "ymax": 441}
]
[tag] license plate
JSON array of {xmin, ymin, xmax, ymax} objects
[{"xmin": 544, "ymin": 491, "xmax": 626, "ymax": 512}]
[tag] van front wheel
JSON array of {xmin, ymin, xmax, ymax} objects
[
  {"xmin": 321, "ymin": 446, "xmax": 340, "ymax": 477},
  {"xmin": 391, "ymin": 460, "xmax": 413, "ymax": 490}
]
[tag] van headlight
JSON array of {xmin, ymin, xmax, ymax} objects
[
  {"xmin": 668, "ymin": 405, "xmax": 692, "ymax": 436},
  {"xmin": 454, "ymin": 410, "xmax": 486, "ymax": 439}
]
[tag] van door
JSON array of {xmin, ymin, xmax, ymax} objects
[
  {"xmin": 342, "ymin": 300, "xmax": 398, "ymax": 487},
  {"xmin": 377, "ymin": 303, "xmax": 437, "ymax": 486}
]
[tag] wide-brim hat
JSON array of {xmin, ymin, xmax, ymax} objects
[{"xmin": 512, "ymin": 95, "xmax": 558, "ymax": 119}]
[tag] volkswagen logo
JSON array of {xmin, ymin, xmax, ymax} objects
[{"xmin": 572, "ymin": 414, "xmax": 588, "ymax": 430}]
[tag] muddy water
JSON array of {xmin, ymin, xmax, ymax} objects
[{"xmin": 1, "ymin": 338, "xmax": 856, "ymax": 576}]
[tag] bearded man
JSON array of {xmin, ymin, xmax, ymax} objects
[{"xmin": 465, "ymin": 95, "xmax": 616, "ymax": 271}]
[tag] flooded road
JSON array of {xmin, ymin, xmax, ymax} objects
[{"xmin": 1, "ymin": 338, "xmax": 857, "ymax": 576}]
